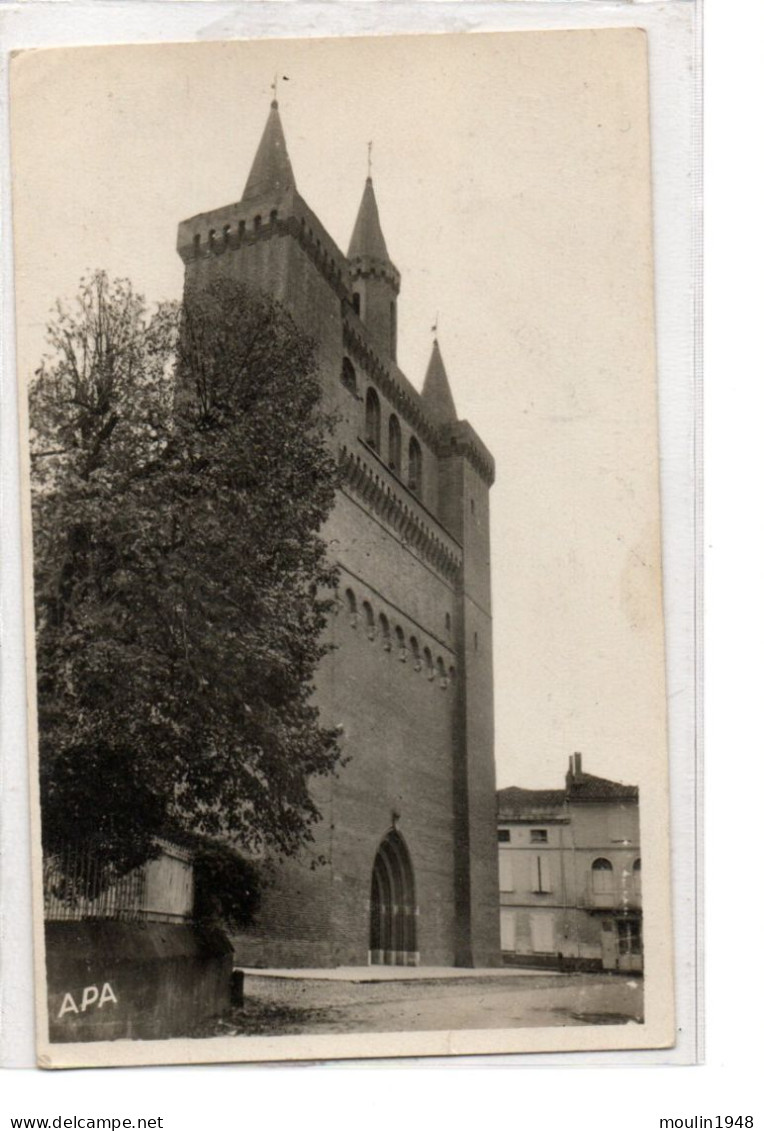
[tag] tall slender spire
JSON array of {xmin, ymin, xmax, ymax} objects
[
  {"xmin": 242, "ymin": 99, "xmax": 295, "ymax": 202},
  {"xmin": 422, "ymin": 338, "xmax": 458, "ymax": 426},
  {"xmin": 348, "ymin": 176, "xmax": 390, "ymax": 262}
]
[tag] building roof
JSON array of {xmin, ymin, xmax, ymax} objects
[
  {"xmin": 497, "ymin": 787, "xmax": 566, "ymax": 820},
  {"xmin": 422, "ymin": 339, "xmax": 459, "ymax": 425},
  {"xmin": 242, "ymin": 99, "xmax": 295, "ymax": 203},
  {"xmin": 497, "ymin": 766, "xmax": 638, "ymax": 818},
  {"xmin": 566, "ymin": 772, "xmax": 638, "ymax": 803},
  {"xmin": 348, "ymin": 176, "xmax": 391, "ymax": 262}
]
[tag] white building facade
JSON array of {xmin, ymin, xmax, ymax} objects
[{"xmin": 497, "ymin": 754, "xmax": 642, "ymax": 973}]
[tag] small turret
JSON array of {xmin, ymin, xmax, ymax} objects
[
  {"xmin": 422, "ymin": 339, "xmax": 458, "ymax": 427},
  {"xmin": 242, "ymin": 99, "xmax": 295, "ymax": 204},
  {"xmin": 347, "ymin": 175, "xmax": 400, "ymax": 361}
]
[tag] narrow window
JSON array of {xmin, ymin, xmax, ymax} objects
[
  {"xmin": 388, "ymin": 415, "xmax": 402, "ymax": 472},
  {"xmin": 592, "ymin": 858, "xmax": 615, "ymax": 895},
  {"xmin": 193, "ymin": 233, "xmax": 201, "ymax": 256},
  {"xmin": 238, "ymin": 219, "xmax": 246, "ymax": 242},
  {"xmin": 423, "ymin": 647, "xmax": 434, "ymax": 680},
  {"xmin": 223, "ymin": 224, "xmax": 231, "ymax": 246},
  {"xmin": 254, "ymin": 215, "xmax": 262, "ymax": 231},
  {"xmin": 408, "ymin": 437, "xmax": 422, "ymax": 494},
  {"xmin": 378, "ymin": 613, "xmax": 391, "ymax": 651},
  {"xmin": 532, "ymin": 855, "xmax": 552, "ymax": 894},
  {"xmin": 633, "ymin": 857, "xmax": 642, "ymax": 897},
  {"xmin": 445, "ymin": 612, "xmax": 452, "ymax": 633},
  {"xmin": 352, "ymin": 292, "xmax": 361, "ymax": 316},
  {"xmin": 436, "ymin": 656, "xmax": 447, "ymax": 688},
  {"xmin": 208, "ymin": 229, "xmax": 216, "ymax": 249},
  {"xmin": 365, "ymin": 387, "xmax": 381, "ymax": 451},
  {"xmin": 395, "ymin": 625, "xmax": 406, "ymax": 662},
  {"xmin": 345, "ymin": 588, "xmax": 358, "ymax": 628},
  {"xmin": 341, "ymin": 357, "xmax": 357, "ymax": 394},
  {"xmin": 362, "ymin": 601, "xmax": 375, "ymax": 640},
  {"xmin": 448, "ymin": 665, "xmax": 456, "ymax": 686},
  {"xmin": 474, "ymin": 632, "xmax": 479, "ymax": 652},
  {"xmin": 409, "ymin": 636, "xmax": 421, "ymax": 671},
  {"xmin": 270, "ymin": 208, "xmax": 278, "ymax": 223}
]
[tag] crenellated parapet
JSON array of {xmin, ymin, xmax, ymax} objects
[
  {"xmin": 436, "ymin": 421, "xmax": 496, "ymax": 487},
  {"xmin": 338, "ymin": 444, "xmax": 462, "ymax": 584},
  {"xmin": 177, "ymin": 193, "xmax": 354, "ymax": 303}
]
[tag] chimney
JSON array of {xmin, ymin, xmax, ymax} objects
[{"xmin": 569, "ymin": 752, "xmax": 583, "ymax": 780}]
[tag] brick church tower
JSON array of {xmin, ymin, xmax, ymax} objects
[{"xmin": 177, "ymin": 99, "xmax": 500, "ymax": 968}]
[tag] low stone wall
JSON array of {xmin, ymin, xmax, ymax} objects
[{"xmin": 45, "ymin": 920, "xmax": 233, "ymax": 1042}]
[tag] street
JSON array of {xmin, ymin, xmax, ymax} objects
[{"xmin": 196, "ymin": 968, "xmax": 644, "ymax": 1037}]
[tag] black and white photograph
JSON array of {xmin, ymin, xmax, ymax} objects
[{"xmin": 10, "ymin": 30, "xmax": 674, "ymax": 1067}]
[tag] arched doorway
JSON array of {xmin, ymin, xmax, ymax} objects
[{"xmin": 369, "ymin": 831, "xmax": 418, "ymax": 966}]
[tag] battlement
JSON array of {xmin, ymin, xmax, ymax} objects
[
  {"xmin": 437, "ymin": 421, "xmax": 496, "ymax": 487},
  {"xmin": 348, "ymin": 252, "xmax": 401, "ymax": 296},
  {"xmin": 177, "ymin": 190, "xmax": 354, "ymax": 302}
]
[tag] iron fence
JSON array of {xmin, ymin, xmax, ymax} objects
[{"xmin": 43, "ymin": 843, "xmax": 147, "ymax": 922}]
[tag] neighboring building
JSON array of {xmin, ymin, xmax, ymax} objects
[
  {"xmin": 497, "ymin": 754, "xmax": 642, "ymax": 972},
  {"xmin": 176, "ymin": 99, "xmax": 500, "ymax": 968}
]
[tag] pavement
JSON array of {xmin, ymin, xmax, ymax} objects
[
  {"xmin": 239, "ymin": 964, "xmax": 564, "ymax": 982},
  {"xmin": 223, "ymin": 965, "xmax": 644, "ymax": 1035}
]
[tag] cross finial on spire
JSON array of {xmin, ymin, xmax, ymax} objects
[
  {"xmin": 431, "ymin": 312, "xmax": 439, "ymax": 340},
  {"xmin": 270, "ymin": 73, "xmax": 278, "ymax": 104},
  {"xmin": 367, "ymin": 140, "xmax": 373, "ymax": 179}
]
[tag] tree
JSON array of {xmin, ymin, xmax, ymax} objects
[{"xmin": 30, "ymin": 271, "xmax": 342, "ymax": 884}]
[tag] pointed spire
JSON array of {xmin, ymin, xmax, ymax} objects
[
  {"xmin": 422, "ymin": 339, "xmax": 458, "ymax": 426},
  {"xmin": 242, "ymin": 99, "xmax": 294, "ymax": 202},
  {"xmin": 348, "ymin": 176, "xmax": 390, "ymax": 262}
]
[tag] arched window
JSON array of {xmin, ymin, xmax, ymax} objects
[
  {"xmin": 408, "ymin": 437, "xmax": 422, "ymax": 494},
  {"xmin": 378, "ymin": 613, "xmax": 391, "ymax": 651},
  {"xmin": 591, "ymin": 858, "xmax": 614, "ymax": 895},
  {"xmin": 223, "ymin": 224, "xmax": 231, "ymax": 246},
  {"xmin": 388, "ymin": 415, "xmax": 402, "ymax": 472},
  {"xmin": 423, "ymin": 647, "xmax": 434, "ymax": 680},
  {"xmin": 341, "ymin": 357, "xmax": 357, "ymax": 394},
  {"xmin": 362, "ymin": 601, "xmax": 375, "ymax": 640},
  {"xmin": 395, "ymin": 625, "xmax": 406, "ymax": 662},
  {"xmin": 445, "ymin": 612, "xmax": 452, "ymax": 633},
  {"xmin": 345, "ymin": 588, "xmax": 358, "ymax": 628},
  {"xmin": 365, "ymin": 388, "xmax": 381, "ymax": 451},
  {"xmin": 409, "ymin": 636, "xmax": 421, "ymax": 671},
  {"xmin": 436, "ymin": 656, "xmax": 447, "ymax": 688}
]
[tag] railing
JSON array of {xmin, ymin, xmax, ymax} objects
[{"xmin": 43, "ymin": 844, "xmax": 148, "ymax": 922}]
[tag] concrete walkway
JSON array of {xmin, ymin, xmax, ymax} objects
[{"xmin": 239, "ymin": 965, "xmax": 564, "ymax": 982}]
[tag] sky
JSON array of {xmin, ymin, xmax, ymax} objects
[{"xmin": 10, "ymin": 30, "xmax": 665, "ymax": 789}]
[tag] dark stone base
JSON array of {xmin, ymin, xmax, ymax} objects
[{"xmin": 45, "ymin": 920, "xmax": 233, "ymax": 1042}]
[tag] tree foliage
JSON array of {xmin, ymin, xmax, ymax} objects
[{"xmin": 30, "ymin": 271, "xmax": 342, "ymax": 879}]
